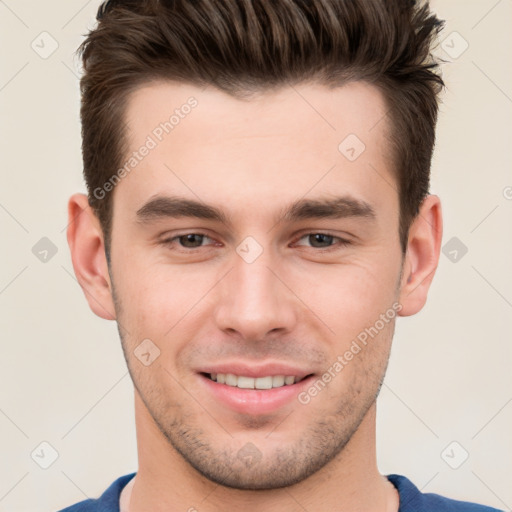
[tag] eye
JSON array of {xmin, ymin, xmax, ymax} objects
[
  {"xmin": 163, "ymin": 233, "xmax": 216, "ymax": 249},
  {"xmin": 160, "ymin": 231, "xmax": 350, "ymax": 253},
  {"xmin": 294, "ymin": 233, "xmax": 351, "ymax": 250}
]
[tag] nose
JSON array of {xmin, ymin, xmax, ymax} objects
[{"xmin": 213, "ymin": 246, "xmax": 298, "ymax": 341}]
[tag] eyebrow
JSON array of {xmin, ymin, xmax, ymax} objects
[{"xmin": 136, "ymin": 195, "xmax": 376, "ymax": 226}]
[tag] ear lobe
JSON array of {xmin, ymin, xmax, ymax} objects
[
  {"xmin": 66, "ymin": 193, "xmax": 116, "ymax": 320},
  {"xmin": 397, "ymin": 194, "xmax": 443, "ymax": 317}
]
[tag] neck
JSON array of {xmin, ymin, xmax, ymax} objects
[{"xmin": 125, "ymin": 393, "xmax": 399, "ymax": 512}]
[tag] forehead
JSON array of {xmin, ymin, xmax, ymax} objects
[
  {"xmin": 116, "ymin": 80, "xmax": 396, "ymax": 221},
  {"xmin": 124, "ymin": 80, "xmax": 391, "ymax": 152}
]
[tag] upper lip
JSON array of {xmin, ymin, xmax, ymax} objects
[{"xmin": 197, "ymin": 362, "xmax": 313, "ymax": 380}]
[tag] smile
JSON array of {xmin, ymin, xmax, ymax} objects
[
  {"xmin": 197, "ymin": 362, "xmax": 315, "ymax": 414},
  {"xmin": 207, "ymin": 373, "xmax": 307, "ymax": 389}
]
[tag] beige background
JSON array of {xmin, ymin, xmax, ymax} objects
[{"xmin": 0, "ymin": 1, "xmax": 511, "ymax": 511}]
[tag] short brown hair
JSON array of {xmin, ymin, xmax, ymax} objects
[{"xmin": 78, "ymin": 0, "xmax": 445, "ymax": 256}]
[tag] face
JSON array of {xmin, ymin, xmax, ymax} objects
[{"xmin": 108, "ymin": 80, "xmax": 404, "ymax": 489}]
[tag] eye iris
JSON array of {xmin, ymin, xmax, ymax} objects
[
  {"xmin": 309, "ymin": 233, "xmax": 333, "ymax": 247},
  {"xmin": 179, "ymin": 234, "xmax": 204, "ymax": 248}
]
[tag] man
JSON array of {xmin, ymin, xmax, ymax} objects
[{"xmin": 59, "ymin": 0, "xmax": 502, "ymax": 511}]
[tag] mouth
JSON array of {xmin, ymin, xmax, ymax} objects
[
  {"xmin": 197, "ymin": 368, "xmax": 316, "ymax": 415},
  {"xmin": 202, "ymin": 372, "xmax": 312, "ymax": 390}
]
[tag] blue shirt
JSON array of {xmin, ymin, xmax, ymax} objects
[{"xmin": 57, "ymin": 472, "xmax": 504, "ymax": 511}]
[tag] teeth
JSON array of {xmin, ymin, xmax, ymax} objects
[
  {"xmin": 255, "ymin": 376, "xmax": 272, "ymax": 389},
  {"xmin": 225, "ymin": 373, "xmax": 237, "ymax": 386},
  {"xmin": 272, "ymin": 375, "xmax": 285, "ymax": 387},
  {"xmin": 237, "ymin": 376, "xmax": 255, "ymax": 389},
  {"xmin": 210, "ymin": 373, "xmax": 298, "ymax": 389}
]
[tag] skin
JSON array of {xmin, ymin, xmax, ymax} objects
[{"xmin": 67, "ymin": 80, "xmax": 442, "ymax": 512}]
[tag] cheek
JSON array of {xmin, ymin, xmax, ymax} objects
[
  {"xmin": 291, "ymin": 255, "xmax": 400, "ymax": 339},
  {"xmin": 111, "ymin": 255, "xmax": 195, "ymax": 336}
]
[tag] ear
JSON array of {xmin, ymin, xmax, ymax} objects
[
  {"xmin": 66, "ymin": 193, "xmax": 116, "ymax": 320},
  {"xmin": 397, "ymin": 194, "xmax": 443, "ymax": 317}
]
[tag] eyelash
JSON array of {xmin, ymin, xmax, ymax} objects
[{"xmin": 161, "ymin": 232, "xmax": 351, "ymax": 252}]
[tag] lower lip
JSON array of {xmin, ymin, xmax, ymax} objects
[{"xmin": 199, "ymin": 374, "xmax": 314, "ymax": 415}]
